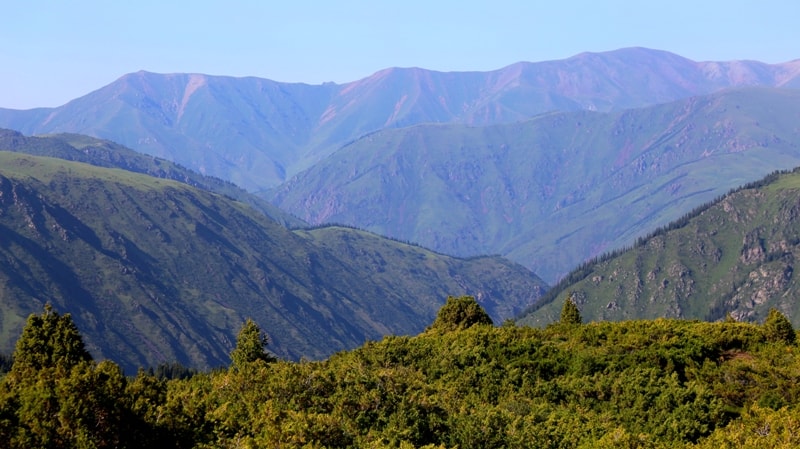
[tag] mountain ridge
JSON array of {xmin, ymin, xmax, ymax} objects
[
  {"xmin": 0, "ymin": 151, "xmax": 546, "ymax": 372},
  {"xmin": 2, "ymin": 47, "xmax": 799, "ymax": 191},
  {"xmin": 270, "ymin": 86, "xmax": 800, "ymax": 281},
  {"xmin": 0, "ymin": 128, "xmax": 305, "ymax": 227},
  {"xmin": 517, "ymin": 167, "xmax": 800, "ymax": 327}
]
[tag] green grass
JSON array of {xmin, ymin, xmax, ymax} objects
[
  {"xmin": 0, "ymin": 130, "xmax": 306, "ymax": 227},
  {"xmin": 0, "ymin": 151, "xmax": 181, "ymax": 190}
]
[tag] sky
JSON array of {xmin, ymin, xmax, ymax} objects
[{"xmin": 2, "ymin": 0, "xmax": 798, "ymax": 109}]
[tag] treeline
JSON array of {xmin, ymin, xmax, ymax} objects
[
  {"xmin": 632, "ymin": 167, "xmax": 793, "ymax": 247},
  {"xmin": 2, "ymin": 298, "xmax": 800, "ymax": 448}
]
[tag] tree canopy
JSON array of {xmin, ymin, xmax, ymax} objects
[
  {"xmin": 428, "ymin": 295, "xmax": 494, "ymax": 332},
  {"xmin": 763, "ymin": 307, "xmax": 796, "ymax": 344},
  {"xmin": 0, "ymin": 306, "xmax": 149, "ymax": 448},
  {"xmin": 560, "ymin": 293, "xmax": 582, "ymax": 325},
  {"xmin": 4, "ymin": 301, "xmax": 800, "ymax": 448},
  {"xmin": 230, "ymin": 318, "xmax": 276, "ymax": 368},
  {"xmin": 8, "ymin": 304, "xmax": 92, "ymax": 381}
]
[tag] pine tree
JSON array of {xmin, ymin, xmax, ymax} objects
[
  {"xmin": 9, "ymin": 304, "xmax": 92, "ymax": 381},
  {"xmin": 560, "ymin": 293, "xmax": 582, "ymax": 325},
  {"xmin": 0, "ymin": 305, "xmax": 133, "ymax": 448},
  {"xmin": 230, "ymin": 319, "xmax": 276, "ymax": 369},
  {"xmin": 763, "ymin": 308, "xmax": 796, "ymax": 344}
]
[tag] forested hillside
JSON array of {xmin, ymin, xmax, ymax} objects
[{"xmin": 2, "ymin": 299, "xmax": 800, "ymax": 448}]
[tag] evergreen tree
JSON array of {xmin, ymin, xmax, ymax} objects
[
  {"xmin": 428, "ymin": 295, "xmax": 493, "ymax": 332},
  {"xmin": 763, "ymin": 308, "xmax": 796, "ymax": 344},
  {"xmin": 9, "ymin": 304, "xmax": 92, "ymax": 382},
  {"xmin": 230, "ymin": 319, "xmax": 276, "ymax": 368},
  {"xmin": 0, "ymin": 305, "xmax": 137, "ymax": 448},
  {"xmin": 560, "ymin": 293, "xmax": 582, "ymax": 325}
]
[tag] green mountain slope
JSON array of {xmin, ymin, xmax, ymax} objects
[
  {"xmin": 518, "ymin": 168, "xmax": 800, "ymax": 327},
  {"xmin": 271, "ymin": 87, "xmax": 800, "ymax": 282},
  {"xmin": 0, "ymin": 128, "xmax": 305, "ymax": 228},
  {"xmin": 0, "ymin": 152, "xmax": 546, "ymax": 372}
]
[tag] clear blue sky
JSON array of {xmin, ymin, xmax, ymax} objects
[{"xmin": 2, "ymin": 0, "xmax": 798, "ymax": 109}]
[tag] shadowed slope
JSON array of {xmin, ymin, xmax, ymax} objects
[{"xmin": 0, "ymin": 152, "xmax": 546, "ymax": 372}]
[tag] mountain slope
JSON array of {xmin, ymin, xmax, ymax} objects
[
  {"xmin": 1, "ymin": 48, "xmax": 798, "ymax": 190},
  {"xmin": 0, "ymin": 128, "xmax": 305, "ymax": 227},
  {"xmin": 0, "ymin": 152, "xmax": 546, "ymax": 372},
  {"xmin": 271, "ymin": 87, "xmax": 800, "ymax": 282},
  {"xmin": 517, "ymin": 168, "xmax": 800, "ymax": 327}
]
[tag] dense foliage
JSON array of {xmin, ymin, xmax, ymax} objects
[
  {"xmin": 230, "ymin": 319, "xmax": 277, "ymax": 369},
  {"xmin": 2, "ymin": 301, "xmax": 800, "ymax": 448},
  {"xmin": 427, "ymin": 295, "xmax": 494, "ymax": 332}
]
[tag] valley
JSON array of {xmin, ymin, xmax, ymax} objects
[
  {"xmin": 4, "ymin": 1, "xmax": 800, "ymax": 444},
  {"xmin": 1, "ymin": 47, "xmax": 800, "ymax": 373},
  {"xmin": 0, "ymin": 151, "xmax": 544, "ymax": 372}
]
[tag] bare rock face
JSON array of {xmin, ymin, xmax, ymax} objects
[{"xmin": 740, "ymin": 229, "xmax": 766, "ymax": 264}]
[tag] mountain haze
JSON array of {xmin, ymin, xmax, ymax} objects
[
  {"xmin": 0, "ymin": 152, "xmax": 545, "ymax": 372},
  {"xmin": 272, "ymin": 87, "xmax": 800, "ymax": 281},
  {"xmin": 1, "ymin": 48, "xmax": 798, "ymax": 191}
]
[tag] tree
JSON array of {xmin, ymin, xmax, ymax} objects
[
  {"xmin": 428, "ymin": 296, "xmax": 493, "ymax": 332},
  {"xmin": 9, "ymin": 304, "xmax": 92, "ymax": 382},
  {"xmin": 0, "ymin": 305, "xmax": 135, "ymax": 448},
  {"xmin": 560, "ymin": 293, "xmax": 582, "ymax": 325},
  {"xmin": 230, "ymin": 319, "xmax": 276, "ymax": 368},
  {"xmin": 763, "ymin": 308, "xmax": 796, "ymax": 344}
]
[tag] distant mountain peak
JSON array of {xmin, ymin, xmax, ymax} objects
[
  {"xmin": 177, "ymin": 74, "xmax": 207, "ymax": 121},
  {"xmin": 1, "ymin": 48, "xmax": 798, "ymax": 191}
]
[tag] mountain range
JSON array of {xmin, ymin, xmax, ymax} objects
[
  {"xmin": 2, "ymin": 48, "xmax": 799, "ymax": 192},
  {"xmin": 2, "ymin": 48, "xmax": 800, "ymax": 370},
  {"xmin": 271, "ymin": 87, "xmax": 800, "ymax": 280},
  {"xmin": 0, "ymin": 146, "xmax": 545, "ymax": 372},
  {"xmin": 1, "ymin": 48, "xmax": 800, "ymax": 283}
]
